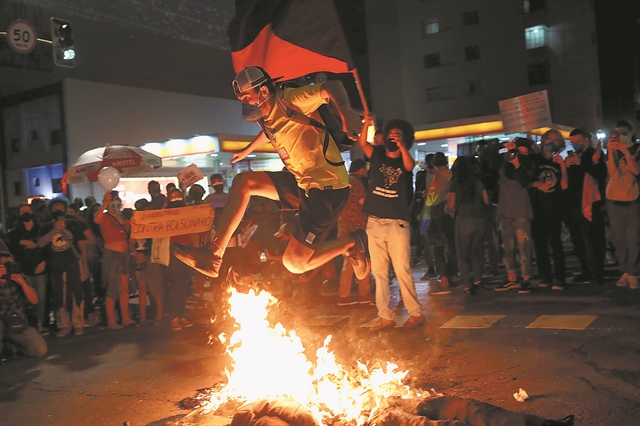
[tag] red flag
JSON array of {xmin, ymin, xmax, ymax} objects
[{"xmin": 228, "ymin": 0, "xmax": 355, "ymax": 80}]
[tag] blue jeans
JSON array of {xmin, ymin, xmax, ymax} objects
[{"xmin": 367, "ymin": 216, "xmax": 422, "ymax": 320}]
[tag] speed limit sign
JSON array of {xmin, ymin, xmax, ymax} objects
[{"xmin": 7, "ymin": 19, "xmax": 38, "ymax": 54}]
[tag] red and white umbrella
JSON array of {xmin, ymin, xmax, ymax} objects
[{"xmin": 66, "ymin": 144, "xmax": 162, "ymax": 184}]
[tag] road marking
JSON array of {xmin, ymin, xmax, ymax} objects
[
  {"xmin": 440, "ymin": 315, "xmax": 505, "ymax": 329},
  {"xmin": 525, "ymin": 315, "xmax": 598, "ymax": 330}
]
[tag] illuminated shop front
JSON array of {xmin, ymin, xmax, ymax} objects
[{"xmin": 410, "ymin": 114, "xmax": 573, "ymax": 167}]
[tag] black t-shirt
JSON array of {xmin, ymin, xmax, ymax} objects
[
  {"xmin": 38, "ymin": 219, "xmax": 87, "ymax": 269},
  {"xmin": 363, "ymin": 146, "xmax": 411, "ymax": 221},
  {"xmin": 450, "ymin": 179, "xmax": 487, "ymax": 219},
  {"xmin": 6, "ymin": 223, "xmax": 42, "ymax": 275},
  {"xmin": 530, "ymin": 153, "xmax": 564, "ymax": 216}
]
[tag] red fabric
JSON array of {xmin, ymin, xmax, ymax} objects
[
  {"xmin": 231, "ymin": 24, "xmax": 351, "ymax": 79},
  {"xmin": 582, "ymin": 174, "xmax": 601, "ymax": 221},
  {"xmin": 100, "ymin": 214, "xmax": 128, "ymax": 245},
  {"xmin": 228, "ymin": 0, "xmax": 354, "ymax": 80}
]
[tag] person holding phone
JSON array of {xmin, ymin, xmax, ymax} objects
[
  {"xmin": 564, "ymin": 128, "xmax": 607, "ymax": 285},
  {"xmin": 529, "ymin": 130, "xmax": 568, "ymax": 291},
  {"xmin": 605, "ymin": 120, "xmax": 640, "ymax": 290}
]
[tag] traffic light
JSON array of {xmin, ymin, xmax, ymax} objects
[{"xmin": 51, "ymin": 17, "xmax": 75, "ymax": 67}]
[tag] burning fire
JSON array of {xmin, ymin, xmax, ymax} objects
[{"xmin": 203, "ymin": 288, "xmax": 419, "ymax": 425}]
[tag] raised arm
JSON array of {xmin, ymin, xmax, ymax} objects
[
  {"xmin": 320, "ymin": 80, "xmax": 362, "ymax": 141},
  {"xmin": 357, "ymin": 113, "xmax": 375, "ymax": 159}
]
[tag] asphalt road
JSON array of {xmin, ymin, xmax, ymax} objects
[{"xmin": 1, "ymin": 264, "xmax": 639, "ymax": 426}]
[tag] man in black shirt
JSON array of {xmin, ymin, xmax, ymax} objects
[
  {"xmin": 6, "ymin": 203, "xmax": 47, "ymax": 333},
  {"xmin": 530, "ymin": 130, "xmax": 568, "ymax": 291},
  {"xmin": 38, "ymin": 199, "xmax": 90, "ymax": 337},
  {"xmin": 358, "ymin": 115, "xmax": 424, "ymax": 331},
  {"xmin": 565, "ymin": 128, "xmax": 607, "ymax": 284}
]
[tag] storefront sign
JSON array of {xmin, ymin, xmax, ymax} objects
[{"xmin": 130, "ymin": 204, "xmax": 214, "ymax": 239}]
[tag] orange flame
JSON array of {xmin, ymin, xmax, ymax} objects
[{"xmin": 203, "ymin": 289, "xmax": 418, "ymax": 425}]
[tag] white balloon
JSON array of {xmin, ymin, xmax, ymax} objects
[{"xmin": 98, "ymin": 166, "xmax": 121, "ymax": 190}]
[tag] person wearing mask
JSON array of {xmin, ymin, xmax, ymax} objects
[
  {"xmin": 485, "ymin": 138, "xmax": 535, "ymax": 294},
  {"xmin": 447, "ymin": 156, "xmax": 489, "ymax": 295},
  {"xmin": 0, "ymin": 241, "xmax": 47, "ymax": 359},
  {"xmin": 359, "ymin": 115, "xmax": 424, "ymax": 331},
  {"xmin": 206, "ymin": 174, "xmax": 229, "ymax": 233},
  {"xmin": 565, "ymin": 128, "xmax": 607, "ymax": 285},
  {"xmin": 605, "ymin": 120, "xmax": 640, "ymax": 290},
  {"xmin": 94, "ymin": 192, "xmax": 136, "ymax": 329},
  {"xmin": 530, "ymin": 130, "xmax": 568, "ymax": 291},
  {"xmin": 337, "ymin": 159, "xmax": 372, "ymax": 306},
  {"xmin": 37, "ymin": 199, "xmax": 89, "ymax": 336},
  {"xmin": 172, "ymin": 67, "xmax": 368, "ymax": 282},
  {"xmin": 6, "ymin": 204, "xmax": 47, "ymax": 334}
]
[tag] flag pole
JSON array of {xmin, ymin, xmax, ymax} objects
[{"xmin": 350, "ymin": 68, "xmax": 369, "ymax": 115}]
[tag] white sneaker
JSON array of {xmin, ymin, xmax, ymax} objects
[
  {"xmin": 616, "ymin": 273, "xmax": 629, "ymax": 287},
  {"xmin": 628, "ymin": 275, "xmax": 639, "ymax": 290}
]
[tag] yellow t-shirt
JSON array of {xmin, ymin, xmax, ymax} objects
[{"xmin": 262, "ymin": 84, "xmax": 349, "ymax": 193}]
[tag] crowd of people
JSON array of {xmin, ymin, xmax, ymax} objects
[
  {"xmin": 412, "ymin": 120, "xmax": 639, "ymax": 297},
  {"xmin": 1, "ymin": 65, "xmax": 638, "ymax": 358}
]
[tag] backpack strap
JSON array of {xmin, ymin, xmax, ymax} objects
[{"xmin": 275, "ymin": 85, "xmax": 345, "ymax": 167}]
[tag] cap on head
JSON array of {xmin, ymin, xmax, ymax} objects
[
  {"xmin": 168, "ymin": 189, "xmax": 183, "ymax": 203},
  {"xmin": 209, "ymin": 173, "xmax": 225, "ymax": 186},
  {"xmin": 232, "ymin": 67, "xmax": 282, "ymax": 95}
]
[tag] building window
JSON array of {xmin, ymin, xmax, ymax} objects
[
  {"xmin": 524, "ymin": 0, "xmax": 545, "ymax": 13},
  {"xmin": 34, "ymin": 177, "xmax": 41, "ymax": 187},
  {"xmin": 525, "ymin": 25, "xmax": 547, "ymax": 49},
  {"xmin": 423, "ymin": 19, "xmax": 439, "ymax": 35},
  {"xmin": 11, "ymin": 138, "xmax": 20, "ymax": 153},
  {"xmin": 467, "ymin": 80, "xmax": 482, "ymax": 96},
  {"xmin": 52, "ymin": 178, "xmax": 63, "ymax": 193},
  {"xmin": 426, "ymin": 87, "xmax": 442, "ymax": 102},
  {"xmin": 51, "ymin": 129, "xmax": 62, "ymax": 145},
  {"xmin": 465, "ymin": 45, "xmax": 481, "ymax": 61},
  {"xmin": 14, "ymin": 181, "xmax": 23, "ymax": 196},
  {"xmin": 528, "ymin": 62, "xmax": 551, "ymax": 85},
  {"xmin": 424, "ymin": 53, "xmax": 441, "ymax": 68},
  {"xmin": 463, "ymin": 11, "xmax": 479, "ymax": 26}
]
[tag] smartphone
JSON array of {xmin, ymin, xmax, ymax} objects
[{"xmin": 567, "ymin": 150, "xmax": 575, "ymax": 156}]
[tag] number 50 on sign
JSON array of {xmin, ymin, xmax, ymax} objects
[{"xmin": 6, "ymin": 19, "xmax": 38, "ymax": 54}]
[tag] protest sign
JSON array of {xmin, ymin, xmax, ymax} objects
[
  {"xmin": 130, "ymin": 204, "xmax": 214, "ymax": 239},
  {"xmin": 499, "ymin": 90, "xmax": 552, "ymax": 134},
  {"xmin": 177, "ymin": 163, "xmax": 204, "ymax": 189}
]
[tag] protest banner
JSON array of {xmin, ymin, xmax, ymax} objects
[{"xmin": 130, "ymin": 204, "xmax": 214, "ymax": 239}]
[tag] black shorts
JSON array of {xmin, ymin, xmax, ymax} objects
[{"xmin": 266, "ymin": 170, "xmax": 349, "ymax": 248}]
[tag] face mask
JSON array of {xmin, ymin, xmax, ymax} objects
[
  {"xmin": 241, "ymin": 92, "xmax": 272, "ymax": 122},
  {"xmin": 620, "ymin": 134, "xmax": 633, "ymax": 146},
  {"xmin": 20, "ymin": 213, "xmax": 33, "ymax": 222},
  {"xmin": 573, "ymin": 143, "xmax": 586, "ymax": 154},
  {"xmin": 52, "ymin": 210, "xmax": 65, "ymax": 220}
]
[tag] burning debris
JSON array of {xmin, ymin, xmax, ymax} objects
[{"xmin": 175, "ymin": 288, "xmax": 574, "ymax": 426}]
